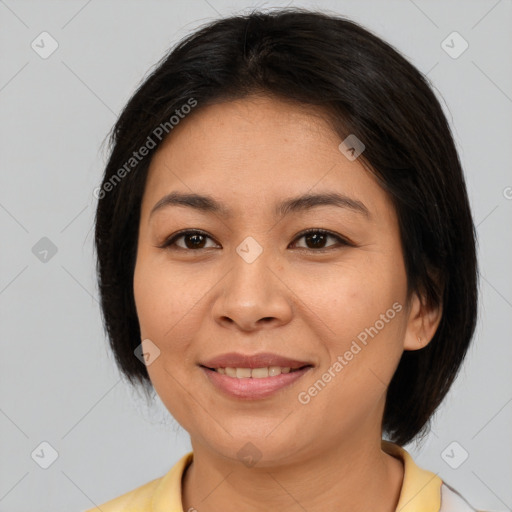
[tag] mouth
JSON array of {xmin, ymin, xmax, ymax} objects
[
  {"xmin": 199, "ymin": 363, "xmax": 314, "ymax": 400},
  {"xmin": 200, "ymin": 364, "xmax": 312, "ymax": 378}
]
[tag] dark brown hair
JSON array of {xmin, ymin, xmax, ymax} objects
[{"xmin": 94, "ymin": 8, "xmax": 478, "ymax": 445}]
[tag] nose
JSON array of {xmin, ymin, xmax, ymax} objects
[{"xmin": 211, "ymin": 249, "xmax": 293, "ymax": 332}]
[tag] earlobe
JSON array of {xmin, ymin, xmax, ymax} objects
[{"xmin": 403, "ymin": 291, "xmax": 442, "ymax": 351}]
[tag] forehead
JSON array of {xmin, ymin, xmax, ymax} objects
[{"xmin": 141, "ymin": 95, "xmax": 394, "ymax": 222}]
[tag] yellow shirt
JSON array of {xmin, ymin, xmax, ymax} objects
[{"xmin": 85, "ymin": 440, "xmax": 479, "ymax": 511}]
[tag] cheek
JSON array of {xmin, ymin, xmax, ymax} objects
[
  {"xmin": 132, "ymin": 257, "xmax": 201, "ymax": 417},
  {"xmin": 132, "ymin": 254, "xmax": 221, "ymax": 388},
  {"xmin": 133, "ymin": 261, "xmax": 171, "ymax": 341},
  {"xmin": 293, "ymin": 258, "xmax": 405, "ymax": 340},
  {"xmin": 133, "ymin": 254, "xmax": 199, "ymax": 342},
  {"xmin": 295, "ymin": 267, "xmax": 407, "ymax": 419},
  {"xmin": 295, "ymin": 254, "xmax": 408, "ymax": 393}
]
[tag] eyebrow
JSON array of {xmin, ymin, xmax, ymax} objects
[{"xmin": 149, "ymin": 191, "xmax": 370, "ymax": 219}]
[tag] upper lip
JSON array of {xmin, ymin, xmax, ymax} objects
[{"xmin": 200, "ymin": 352, "xmax": 313, "ymax": 370}]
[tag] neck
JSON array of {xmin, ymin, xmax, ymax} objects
[{"xmin": 181, "ymin": 434, "xmax": 404, "ymax": 512}]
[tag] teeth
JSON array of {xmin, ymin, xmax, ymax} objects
[
  {"xmin": 214, "ymin": 366, "xmax": 294, "ymax": 378},
  {"xmin": 252, "ymin": 367, "xmax": 269, "ymax": 378},
  {"xmin": 236, "ymin": 368, "xmax": 251, "ymax": 378}
]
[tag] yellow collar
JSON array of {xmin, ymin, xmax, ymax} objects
[
  {"xmin": 151, "ymin": 450, "xmax": 192, "ymax": 512},
  {"xmin": 152, "ymin": 442, "xmax": 442, "ymax": 512},
  {"xmin": 382, "ymin": 440, "xmax": 442, "ymax": 511}
]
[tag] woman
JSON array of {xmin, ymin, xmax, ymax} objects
[{"xmin": 90, "ymin": 8, "xmax": 481, "ymax": 512}]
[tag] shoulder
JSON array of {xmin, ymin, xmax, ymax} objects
[
  {"xmin": 382, "ymin": 441, "xmax": 487, "ymax": 512},
  {"xmin": 83, "ymin": 476, "xmax": 162, "ymax": 512},
  {"xmin": 83, "ymin": 451, "xmax": 193, "ymax": 512}
]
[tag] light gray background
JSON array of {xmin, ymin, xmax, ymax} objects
[{"xmin": 1, "ymin": 1, "xmax": 511, "ymax": 511}]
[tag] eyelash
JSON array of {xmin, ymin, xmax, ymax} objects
[{"xmin": 158, "ymin": 228, "xmax": 353, "ymax": 253}]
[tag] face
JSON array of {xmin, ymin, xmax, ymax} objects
[{"xmin": 133, "ymin": 95, "xmax": 424, "ymax": 465}]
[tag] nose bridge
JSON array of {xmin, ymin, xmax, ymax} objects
[
  {"xmin": 228, "ymin": 235, "xmax": 277, "ymax": 302},
  {"xmin": 213, "ymin": 236, "xmax": 292, "ymax": 329}
]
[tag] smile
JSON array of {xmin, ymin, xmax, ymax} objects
[
  {"xmin": 211, "ymin": 366, "xmax": 303, "ymax": 377},
  {"xmin": 200, "ymin": 365, "xmax": 313, "ymax": 399}
]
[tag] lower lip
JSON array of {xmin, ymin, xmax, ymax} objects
[{"xmin": 200, "ymin": 366, "xmax": 313, "ymax": 400}]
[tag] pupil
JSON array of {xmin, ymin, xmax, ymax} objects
[
  {"xmin": 306, "ymin": 233, "xmax": 326, "ymax": 248},
  {"xmin": 186, "ymin": 234, "xmax": 205, "ymax": 249}
]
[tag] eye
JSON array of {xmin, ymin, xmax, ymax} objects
[
  {"xmin": 158, "ymin": 228, "xmax": 352, "ymax": 252},
  {"xmin": 290, "ymin": 228, "xmax": 351, "ymax": 251},
  {"xmin": 159, "ymin": 230, "xmax": 219, "ymax": 250}
]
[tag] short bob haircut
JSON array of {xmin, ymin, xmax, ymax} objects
[{"xmin": 94, "ymin": 8, "xmax": 478, "ymax": 446}]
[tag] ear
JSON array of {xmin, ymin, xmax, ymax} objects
[{"xmin": 403, "ymin": 291, "xmax": 442, "ymax": 351}]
